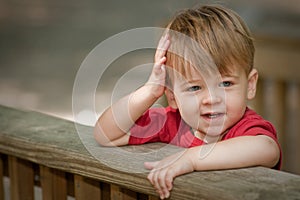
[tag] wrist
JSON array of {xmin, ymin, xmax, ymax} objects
[
  {"xmin": 130, "ymin": 84, "xmax": 160, "ymax": 106},
  {"xmin": 186, "ymin": 148, "xmax": 198, "ymax": 171},
  {"xmin": 144, "ymin": 82, "xmax": 165, "ymax": 99}
]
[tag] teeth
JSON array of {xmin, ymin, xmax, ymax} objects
[
  {"xmin": 208, "ymin": 114, "xmax": 219, "ymax": 118},
  {"xmin": 205, "ymin": 113, "xmax": 222, "ymax": 118}
]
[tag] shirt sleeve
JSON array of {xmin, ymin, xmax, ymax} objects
[
  {"xmin": 244, "ymin": 120, "xmax": 277, "ymax": 139},
  {"xmin": 246, "ymin": 120, "xmax": 281, "ymax": 170},
  {"xmin": 225, "ymin": 116, "xmax": 282, "ymax": 170},
  {"xmin": 128, "ymin": 108, "xmax": 167, "ymax": 145}
]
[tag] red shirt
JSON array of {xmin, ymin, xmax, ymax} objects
[{"xmin": 129, "ymin": 107, "xmax": 281, "ymax": 169}]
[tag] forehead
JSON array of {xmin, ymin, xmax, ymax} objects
[
  {"xmin": 172, "ymin": 63, "xmax": 245, "ymax": 86},
  {"xmin": 171, "ymin": 65, "xmax": 208, "ymax": 88}
]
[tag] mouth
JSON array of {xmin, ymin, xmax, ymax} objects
[{"xmin": 201, "ymin": 112, "xmax": 225, "ymax": 121}]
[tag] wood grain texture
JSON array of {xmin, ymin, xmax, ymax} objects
[
  {"xmin": 110, "ymin": 184, "xmax": 123, "ymax": 200},
  {"xmin": 110, "ymin": 184, "xmax": 137, "ymax": 200},
  {"xmin": 40, "ymin": 165, "xmax": 67, "ymax": 200},
  {"xmin": 0, "ymin": 105, "xmax": 300, "ymax": 199},
  {"xmin": 8, "ymin": 156, "xmax": 34, "ymax": 200},
  {"xmin": 74, "ymin": 174, "xmax": 101, "ymax": 200}
]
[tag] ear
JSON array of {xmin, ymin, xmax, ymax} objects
[
  {"xmin": 165, "ymin": 88, "xmax": 178, "ymax": 109},
  {"xmin": 247, "ymin": 68, "xmax": 258, "ymax": 100}
]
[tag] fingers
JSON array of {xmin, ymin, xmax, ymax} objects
[
  {"xmin": 153, "ymin": 56, "xmax": 166, "ymax": 71},
  {"xmin": 148, "ymin": 169, "xmax": 173, "ymax": 199},
  {"xmin": 147, "ymin": 36, "xmax": 168, "ymax": 98},
  {"xmin": 149, "ymin": 56, "xmax": 165, "ymax": 80},
  {"xmin": 152, "ymin": 34, "xmax": 169, "ymax": 82},
  {"xmin": 144, "ymin": 161, "xmax": 158, "ymax": 170},
  {"xmin": 158, "ymin": 34, "xmax": 170, "ymax": 51},
  {"xmin": 155, "ymin": 34, "xmax": 170, "ymax": 63},
  {"xmin": 146, "ymin": 164, "xmax": 174, "ymax": 199},
  {"xmin": 145, "ymin": 150, "xmax": 192, "ymax": 199}
]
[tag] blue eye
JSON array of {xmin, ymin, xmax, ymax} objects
[
  {"xmin": 219, "ymin": 81, "xmax": 232, "ymax": 87},
  {"xmin": 187, "ymin": 86, "xmax": 201, "ymax": 91}
]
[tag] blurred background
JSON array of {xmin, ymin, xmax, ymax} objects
[{"xmin": 0, "ymin": 0, "xmax": 299, "ymax": 174}]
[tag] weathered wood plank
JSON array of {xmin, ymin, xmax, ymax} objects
[
  {"xmin": 8, "ymin": 156, "xmax": 34, "ymax": 200},
  {"xmin": 40, "ymin": 165, "xmax": 53, "ymax": 200},
  {"xmin": 74, "ymin": 174, "xmax": 101, "ymax": 200},
  {"xmin": 110, "ymin": 184, "xmax": 137, "ymax": 200},
  {"xmin": 0, "ymin": 105, "xmax": 300, "ymax": 199},
  {"xmin": 136, "ymin": 193, "xmax": 152, "ymax": 200},
  {"xmin": 40, "ymin": 165, "xmax": 67, "ymax": 200},
  {"xmin": 148, "ymin": 195, "xmax": 160, "ymax": 200},
  {"xmin": 101, "ymin": 182, "xmax": 111, "ymax": 200},
  {"xmin": 110, "ymin": 184, "xmax": 123, "ymax": 200}
]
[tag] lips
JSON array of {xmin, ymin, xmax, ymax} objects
[{"xmin": 201, "ymin": 112, "xmax": 225, "ymax": 121}]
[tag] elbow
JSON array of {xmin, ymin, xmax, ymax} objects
[
  {"xmin": 93, "ymin": 121, "xmax": 112, "ymax": 147},
  {"xmin": 260, "ymin": 136, "xmax": 280, "ymax": 168}
]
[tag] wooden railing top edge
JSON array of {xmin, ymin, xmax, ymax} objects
[{"xmin": 0, "ymin": 105, "xmax": 300, "ymax": 200}]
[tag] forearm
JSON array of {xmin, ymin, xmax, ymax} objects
[
  {"xmin": 94, "ymin": 34, "xmax": 169, "ymax": 147},
  {"xmin": 189, "ymin": 135, "xmax": 280, "ymax": 171},
  {"xmin": 145, "ymin": 135, "xmax": 280, "ymax": 199},
  {"xmin": 94, "ymin": 85, "xmax": 159, "ymax": 146}
]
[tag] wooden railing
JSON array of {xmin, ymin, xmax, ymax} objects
[{"xmin": 0, "ymin": 105, "xmax": 300, "ymax": 199}]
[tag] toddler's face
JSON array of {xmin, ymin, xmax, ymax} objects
[{"xmin": 172, "ymin": 65, "xmax": 251, "ymax": 141}]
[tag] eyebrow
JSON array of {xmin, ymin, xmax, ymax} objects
[
  {"xmin": 177, "ymin": 72, "xmax": 241, "ymax": 87},
  {"xmin": 178, "ymin": 79, "xmax": 203, "ymax": 87},
  {"xmin": 221, "ymin": 74, "xmax": 240, "ymax": 79},
  {"xmin": 220, "ymin": 69, "xmax": 242, "ymax": 78}
]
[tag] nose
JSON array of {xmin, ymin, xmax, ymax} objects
[{"xmin": 201, "ymin": 90, "xmax": 222, "ymax": 105}]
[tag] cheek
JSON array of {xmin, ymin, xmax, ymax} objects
[
  {"xmin": 175, "ymin": 93, "xmax": 200, "ymax": 110},
  {"xmin": 175, "ymin": 93, "xmax": 200, "ymax": 124},
  {"xmin": 225, "ymin": 91, "xmax": 247, "ymax": 115}
]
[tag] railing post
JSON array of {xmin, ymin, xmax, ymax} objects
[
  {"xmin": 148, "ymin": 195, "xmax": 160, "ymax": 200},
  {"xmin": 74, "ymin": 174, "xmax": 101, "ymax": 200},
  {"xmin": 110, "ymin": 184, "xmax": 136, "ymax": 200},
  {"xmin": 101, "ymin": 182, "xmax": 111, "ymax": 199},
  {"xmin": 8, "ymin": 156, "xmax": 34, "ymax": 200},
  {"xmin": 40, "ymin": 165, "xmax": 67, "ymax": 200}
]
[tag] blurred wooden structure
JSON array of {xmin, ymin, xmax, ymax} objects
[
  {"xmin": 0, "ymin": 105, "xmax": 300, "ymax": 199},
  {"xmin": 251, "ymin": 36, "xmax": 300, "ymax": 174}
]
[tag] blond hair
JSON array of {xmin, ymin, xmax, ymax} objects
[{"xmin": 165, "ymin": 5, "xmax": 254, "ymax": 86}]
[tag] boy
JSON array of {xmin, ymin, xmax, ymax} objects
[{"xmin": 94, "ymin": 5, "xmax": 281, "ymax": 199}]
